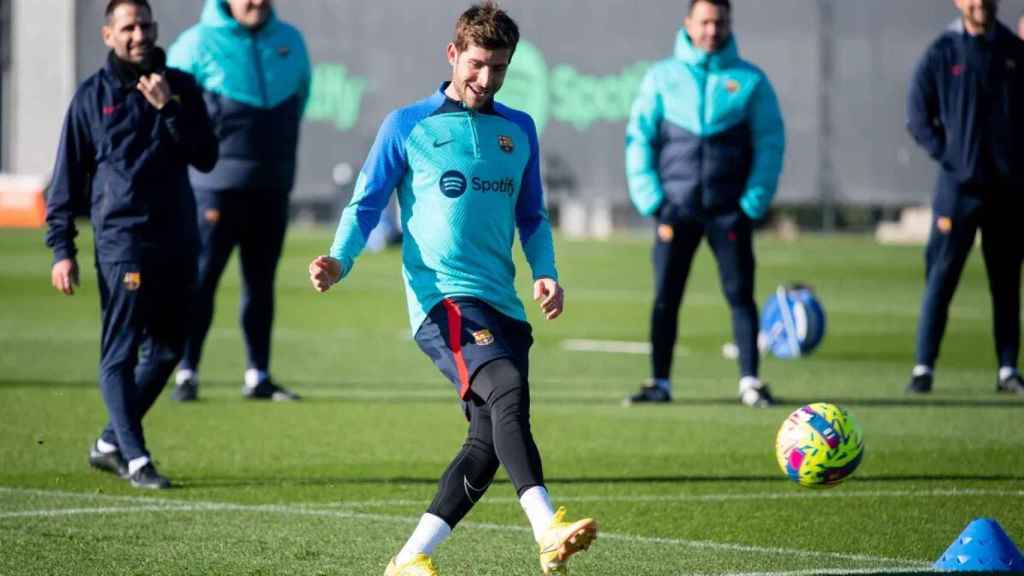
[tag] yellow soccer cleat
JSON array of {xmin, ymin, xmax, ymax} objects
[
  {"xmin": 384, "ymin": 554, "xmax": 439, "ymax": 576},
  {"xmin": 538, "ymin": 507, "xmax": 598, "ymax": 575}
]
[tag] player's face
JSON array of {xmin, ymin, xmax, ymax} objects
[
  {"xmin": 447, "ymin": 43, "xmax": 512, "ymax": 110},
  {"xmin": 102, "ymin": 4, "xmax": 158, "ymax": 65},
  {"xmin": 685, "ymin": 1, "xmax": 731, "ymax": 54},
  {"xmin": 228, "ymin": 0, "xmax": 272, "ymax": 29},
  {"xmin": 954, "ymin": 0, "xmax": 998, "ymax": 31},
  {"xmin": 1017, "ymin": 14, "xmax": 1024, "ymax": 38}
]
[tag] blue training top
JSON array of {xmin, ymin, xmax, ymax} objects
[{"xmin": 328, "ymin": 83, "xmax": 558, "ymax": 335}]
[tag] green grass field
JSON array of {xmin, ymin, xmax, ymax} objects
[{"xmin": 1, "ymin": 226, "xmax": 1021, "ymax": 576}]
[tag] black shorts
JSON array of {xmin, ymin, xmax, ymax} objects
[{"xmin": 414, "ymin": 297, "xmax": 533, "ymax": 401}]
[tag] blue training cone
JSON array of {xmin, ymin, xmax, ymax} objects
[{"xmin": 934, "ymin": 518, "xmax": 1024, "ymax": 572}]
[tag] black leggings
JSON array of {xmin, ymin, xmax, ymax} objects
[{"xmin": 427, "ymin": 358, "xmax": 544, "ymax": 528}]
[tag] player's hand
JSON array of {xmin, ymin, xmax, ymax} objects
[
  {"xmin": 137, "ymin": 73, "xmax": 172, "ymax": 110},
  {"xmin": 51, "ymin": 258, "xmax": 79, "ymax": 296},
  {"xmin": 533, "ymin": 277, "xmax": 564, "ymax": 320},
  {"xmin": 309, "ymin": 255, "xmax": 342, "ymax": 293}
]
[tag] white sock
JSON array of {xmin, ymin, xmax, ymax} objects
[
  {"xmin": 519, "ymin": 486, "xmax": 556, "ymax": 542},
  {"xmin": 95, "ymin": 438, "xmax": 118, "ymax": 454},
  {"xmin": 244, "ymin": 369, "xmax": 268, "ymax": 388},
  {"xmin": 394, "ymin": 513, "xmax": 451, "ymax": 566},
  {"xmin": 127, "ymin": 456, "xmax": 150, "ymax": 476},
  {"xmin": 999, "ymin": 367, "xmax": 1017, "ymax": 382},
  {"xmin": 912, "ymin": 365, "xmax": 932, "ymax": 377},
  {"xmin": 739, "ymin": 375, "xmax": 761, "ymax": 393},
  {"xmin": 651, "ymin": 378, "xmax": 671, "ymax": 392},
  {"xmin": 175, "ymin": 369, "xmax": 195, "ymax": 386}
]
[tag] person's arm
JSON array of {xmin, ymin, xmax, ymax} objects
[
  {"xmin": 906, "ymin": 46, "xmax": 945, "ymax": 162},
  {"xmin": 294, "ymin": 31, "xmax": 313, "ymax": 115},
  {"xmin": 45, "ymin": 96, "xmax": 95, "ymax": 295},
  {"xmin": 625, "ymin": 68, "xmax": 665, "ymax": 217},
  {"xmin": 739, "ymin": 76, "xmax": 786, "ymax": 221},
  {"xmin": 310, "ymin": 110, "xmax": 408, "ymax": 291},
  {"xmin": 515, "ymin": 114, "xmax": 562, "ymax": 320},
  {"xmin": 163, "ymin": 30, "xmax": 218, "ymax": 171},
  {"xmin": 143, "ymin": 73, "xmax": 218, "ymax": 172}
]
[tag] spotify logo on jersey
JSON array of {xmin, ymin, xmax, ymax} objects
[{"xmin": 439, "ymin": 170, "xmax": 468, "ymax": 198}]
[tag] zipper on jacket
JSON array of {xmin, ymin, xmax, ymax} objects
[
  {"xmin": 250, "ymin": 30, "xmax": 269, "ymax": 107},
  {"xmin": 698, "ymin": 59, "xmax": 709, "ymax": 208},
  {"xmin": 467, "ymin": 110, "xmax": 481, "ymax": 159}
]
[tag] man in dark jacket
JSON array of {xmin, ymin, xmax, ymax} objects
[
  {"xmin": 623, "ymin": 0, "xmax": 785, "ymax": 407},
  {"xmin": 905, "ymin": 0, "xmax": 1024, "ymax": 395},
  {"xmin": 167, "ymin": 0, "xmax": 311, "ymax": 402},
  {"xmin": 45, "ymin": 0, "xmax": 218, "ymax": 488}
]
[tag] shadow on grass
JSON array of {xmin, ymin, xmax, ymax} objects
[{"xmin": 3, "ymin": 379, "xmax": 1021, "ymax": 409}]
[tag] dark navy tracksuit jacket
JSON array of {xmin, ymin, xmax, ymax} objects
[
  {"xmin": 907, "ymin": 20, "xmax": 1024, "ymax": 369},
  {"xmin": 45, "ymin": 50, "xmax": 218, "ymax": 461}
]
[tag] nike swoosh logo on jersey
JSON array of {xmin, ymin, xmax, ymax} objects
[{"xmin": 433, "ymin": 138, "xmax": 454, "ymax": 148}]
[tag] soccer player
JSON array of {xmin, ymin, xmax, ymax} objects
[
  {"xmin": 167, "ymin": 0, "xmax": 311, "ymax": 402},
  {"xmin": 623, "ymin": 0, "xmax": 785, "ymax": 407},
  {"xmin": 905, "ymin": 0, "xmax": 1024, "ymax": 394},
  {"xmin": 308, "ymin": 4, "xmax": 597, "ymax": 574},
  {"xmin": 45, "ymin": 0, "xmax": 217, "ymax": 488}
]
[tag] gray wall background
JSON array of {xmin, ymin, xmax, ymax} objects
[{"xmin": 70, "ymin": 0, "xmax": 1024, "ymax": 217}]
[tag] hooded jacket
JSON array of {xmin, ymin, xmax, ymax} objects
[
  {"xmin": 626, "ymin": 30, "xmax": 785, "ymax": 221},
  {"xmin": 45, "ymin": 49, "xmax": 218, "ymax": 264},
  {"xmin": 168, "ymin": 0, "xmax": 311, "ymax": 192}
]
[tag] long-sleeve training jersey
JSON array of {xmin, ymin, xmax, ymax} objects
[{"xmin": 328, "ymin": 83, "xmax": 557, "ymax": 335}]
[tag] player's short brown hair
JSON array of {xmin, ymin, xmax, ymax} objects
[{"xmin": 453, "ymin": 2, "xmax": 520, "ymax": 55}]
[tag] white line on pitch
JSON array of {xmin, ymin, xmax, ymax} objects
[
  {"xmin": 0, "ymin": 505, "xmax": 195, "ymax": 519},
  {"xmin": 0, "ymin": 486, "xmax": 927, "ymax": 568},
  {"xmin": 304, "ymin": 487, "xmax": 1024, "ymax": 508}
]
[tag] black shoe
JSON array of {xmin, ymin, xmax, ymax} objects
[
  {"xmin": 242, "ymin": 378, "xmax": 301, "ymax": 401},
  {"xmin": 129, "ymin": 462, "xmax": 171, "ymax": 490},
  {"xmin": 740, "ymin": 383, "xmax": 775, "ymax": 408},
  {"xmin": 171, "ymin": 374, "xmax": 198, "ymax": 402},
  {"xmin": 906, "ymin": 373, "xmax": 933, "ymax": 394},
  {"xmin": 997, "ymin": 372, "xmax": 1024, "ymax": 395},
  {"xmin": 89, "ymin": 443, "xmax": 129, "ymax": 478},
  {"xmin": 623, "ymin": 384, "xmax": 672, "ymax": 405}
]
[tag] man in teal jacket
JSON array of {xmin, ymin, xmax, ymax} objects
[
  {"xmin": 167, "ymin": 0, "xmax": 311, "ymax": 401},
  {"xmin": 624, "ymin": 0, "xmax": 785, "ymax": 407}
]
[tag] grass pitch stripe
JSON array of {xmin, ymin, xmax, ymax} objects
[
  {"xmin": 0, "ymin": 486, "xmax": 927, "ymax": 567},
  {"xmin": 561, "ymin": 338, "xmax": 690, "ymax": 355}
]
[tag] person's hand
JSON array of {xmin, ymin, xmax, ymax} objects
[
  {"xmin": 308, "ymin": 256, "xmax": 342, "ymax": 293},
  {"xmin": 51, "ymin": 258, "xmax": 79, "ymax": 295},
  {"xmin": 137, "ymin": 73, "xmax": 172, "ymax": 110},
  {"xmin": 533, "ymin": 277, "xmax": 564, "ymax": 320}
]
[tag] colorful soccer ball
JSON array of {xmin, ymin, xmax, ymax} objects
[{"xmin": 775, "ymin": 403, "xmax": 864, "ymax": 488}]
